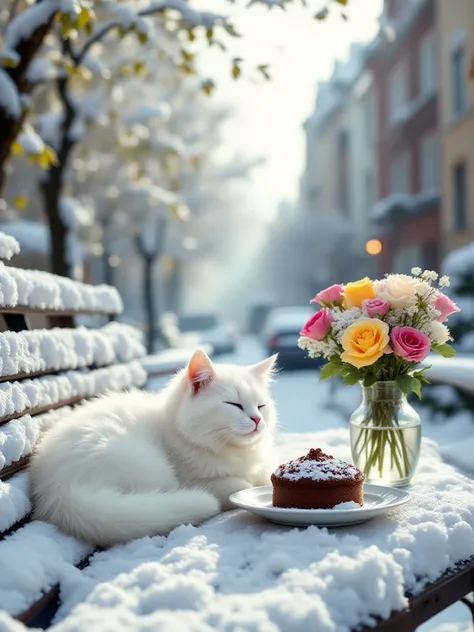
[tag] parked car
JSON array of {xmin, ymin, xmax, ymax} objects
[
  {"xmin": 247, "ymin": 300, "xmax": 276, "ymax": 335},
  {"xmin": 262, "ymin": 306, "xmax": 322, "ymax": 371},
  {"xmin": 177, "ymin": 312, "xmax": 237, "ymax": 356}
]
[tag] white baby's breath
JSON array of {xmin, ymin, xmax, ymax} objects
[
  {"xmin": 331, "ymin": 308, "xmax": 363, "ymax": 343},
  {"xmin": 421, "ymin": 270, "xmax": 438, "ymax": 282},
  {"xmin": 439, "ymin": 275, "xmax": 450, "ymax": 288},
  {"xmin": 411, "ymin": 267, "xmax": 422, "ymax": 276}
]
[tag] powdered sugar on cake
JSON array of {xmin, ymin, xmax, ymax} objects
[{"xmin": 274, "ymin": 448, "xmax": 362, "ymax": 482}]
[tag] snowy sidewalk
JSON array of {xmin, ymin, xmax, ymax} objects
[{"xmin": 1, "ymin": 428, "xmax": 472, "ymax": 632}]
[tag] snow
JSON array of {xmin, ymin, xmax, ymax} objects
[
  {"xmin": 0, "ymin": 69, "xmax": 22, "ymax": 119},
  {"xmin": 0, "ymin": 359, "xmax": 147, "ymax": 422},
  {"xmin": 16, "ymin": 125, "xmax": 44, "ymax": 155},
  {"xmin": 274, "ymin": 450, "xmax": 361, "ymax": 482},
  {"xmin": 0, "ymin": 221, "xmax": 50, "ymax": 255},
  {"xmin": 0, "ymin": 407, "xmax": 70, "ymax": 472},
  {"xmin": 0, "ymin": 473, "xmax": 30, "ymax": 533},
  {"xmin": 0, "ymin": 322, "xmax": 145, "ymax": 379},
  {"xmin": 443, "ymin": 242, "xmax": 474, "ymax": 281},
  {"xmin": 0, "ymin": 232, "xmax": 20, "ymax": 261},
  {"xmin": 25, "ymin": 56, "xmax": 57, "ymax": 84},
  {"xmin": 0, "ymin": 263, "xmax": 123, "ymax": 314},
  {"xmin": 124, "ymin": 103, "xmax": 171, "ymax": 125},
  {"xmin": 59, "ymin": 197, "xmax": 93, "ymax": 231},
  {"xmin": 4, "ymin": 0, "xmax": 57, "ymax": 52},
  {"xmin": 0, "ymin": 521, "xmax": 91, "ymax": 616}
]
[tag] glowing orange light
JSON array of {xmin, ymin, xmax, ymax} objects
[{"xmin": 366, "ymin": 239, "xmax": 382, "ymax": 256}]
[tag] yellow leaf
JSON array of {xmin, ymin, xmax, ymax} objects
[
  {"xmin": 38, "ymin": 151, "xmax": 51, "ymax": 169},
  {"xmin": 2, "ymin": 56, "xmax": 18, "ymax": 68},
  {"xmin": 77, "ymin": 6, "xmax": 94, "ymax": 29},
  {"xmin": 13, "ymin": 195, "xmax": 29, "ymax": 210},
  {"xmin": 137, "ymin": 31, "xmax": 148, "ymax": 45},
  {"xmin": 12, "ymin": 141, "xmax": 24, "ymax": 158},
  {"xmin": 45, "ymin": 146, "xmax": 59, "ymax": 166},
  {"xmin": 335, "ymin": 0, "xmax": 348, "ymax": 5},
  {"xmin": 28, "ymin": 155, "xmax": 38, "ymax": 165},
  {"xmin": 232, "ymin": 63, "xmax": 241, "ymax": 79}
]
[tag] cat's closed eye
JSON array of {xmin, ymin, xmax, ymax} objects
[
  {"xmin": 258, "ymin": 404, "xmax": 266, "ymax": 410},
  {"xmin": 225, "ymin": 402, "xmax": 243, "ymax": 410}
]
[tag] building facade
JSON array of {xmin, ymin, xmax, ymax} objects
[
  {"xmin": 438, "ymin": 0, "xmax": 474, "ymax": 255},
  {"xmin": 368, "ymin": 0, "xmax": 441, "ymax": 275}
]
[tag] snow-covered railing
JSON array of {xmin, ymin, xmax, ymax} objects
[
  {"xmin": 0, "ymin": 262, "xmax": 123, "ymax": 315},
  {"xmin": 0, "ymin": 359, "xmax": 146, "ymax": 427},
  {"xmin": 423, "ymin": 355, "xmax": 474, "ymax": 393},
  {"xmin": 0, "ymin": 232, "xmax": 21, "ymax": 261},
  {"xmin": 0, "ymin": 322, "xmax": 145, "ymax": 381}
]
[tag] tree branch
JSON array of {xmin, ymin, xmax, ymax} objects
[{"xmin": 74, "ymin": 0, "xmax": 225, "ymax": 66}]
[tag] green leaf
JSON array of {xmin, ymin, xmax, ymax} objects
[
  {"xmin": 206, "ymin": 27, "xmax": 214, "ymax": 41},
  {"xmin": 315, "ymin": 8, "xmax": 329, "ymax": 19},
  {"xmin": 362, "ymin": 375, "xmax": 378, "ymax": 388},
  {"xmin": 257, "ymin": 64, "xmax": 270, "ymax": 80},
  {"xmin": 432, "ymin": 343, "xmax": 456, "ymax": 358},
  {"xmin": 223, "ymin": 22, "xmax": 241, "ymax": 37},
  {"xmin": 319, "ymin": 361, "xmax": 344, "ymax": 380},
  {"xmin": 413, "ymin": 367, "xmax": 431, "ymax": 385},
  {"xmin": 343, "ymin": 373, "xmax": 360, "ymax": 385},
  {"xmin": 396, "ymin": 374, "xmax": 422, "ymax": 399}
]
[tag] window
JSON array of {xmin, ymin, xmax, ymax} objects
[
  {"xmin": 362, "ymin": 90, "xmax": 375, "ymax": 147},
  {"xmin": 420, "ymin": 133, "xmax": 439, "ymax": 191},
  {"xmin": 389, "ymin": 64, "xmax": 406, "ymax": 123},
  {"xmin": 365, "ymin": 169, "xmax": 376, "ymax": 210},
  {"xmin": 418, "ymin": 31, "xmax": 437, "ymax": 96},
  {"xmin": 451, "ymin": 46, "xmax": 467, "ymax": 118},
  {"xmin": 389, "ymin": 61, "xmax": 407, "ymax": 124},
  {"xmin": 453, "ymin": 163, "xmax": 468, "ymax": 229},
  {"xmin": 393, "ymin": 245, "xmax": 423, "ymax": 275},
  {"xmin": 390, "ymin": 151, "xmax": 410, "ymax": 194}
]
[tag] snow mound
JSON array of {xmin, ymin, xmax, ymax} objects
[
  {"xmin": 0, "ymin": 473, "xmax": 31, "ymax": 533},
  {"xmin": 0, "ymin": 322, "xmax": 145, "ymax": 378},
  {"xmin": 0, "ymin": 263, "xmax": 123, "ymax": 314},
  {"xmin": 0, "ymin": 232, "xmax": 20, "ymax": 261},
  {"xmin": 0, "ymin": 221, "xmax": 49, "ymax": 255},
  {"xmin": 0, "ymin": 359, "xmax": 147, "ymax": 424}
]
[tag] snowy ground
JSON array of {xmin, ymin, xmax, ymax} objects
[{"xmin": 146, "ymin": 337, "xmax": 474, "ymax": 632}]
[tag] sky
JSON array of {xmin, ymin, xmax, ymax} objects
[{"xmin": 194, "ymin": 0, "xmax": 383, "ymax": 222}]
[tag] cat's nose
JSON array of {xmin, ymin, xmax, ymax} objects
[{"xmin": 251, "ymin": 416, "xmax": 261, "ymax": 427}]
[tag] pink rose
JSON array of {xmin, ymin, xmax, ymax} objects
[
  {"xmin": 300, "ymin": 309, "xmax": 335, "ymax": 341},
  {"xmin": 362, "ymin": 298, "xmax": 390, "ymax": 318},
  {"xmin": 310, "ymin": 284, "xmax": 344, "ymax": 306},
  {"xmin": 391, "ymin": 326, "xmax": 431, "ymax": 363},
  {"xmin": 434, "ymin": 293, "xmax": 460, "ymax": 323}
]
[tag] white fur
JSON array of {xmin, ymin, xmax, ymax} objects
[{"xmin": 29, "ymin": 351, "xmax": 278, "ymax": 547}]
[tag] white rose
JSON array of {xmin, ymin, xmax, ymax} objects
[
  {"xmin": 374, "ymin": 274, "xmax": 417, "ymax": 309},
  {"xmin": 429, "ymin": 321, "xmax": 451, "ymax": 345}
]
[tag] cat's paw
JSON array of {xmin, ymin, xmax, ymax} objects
[{"xmin": 205, "ymin": 477, "xmax": 252, "ymax": 511}]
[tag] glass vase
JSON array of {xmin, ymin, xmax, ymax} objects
[{"xmin": 349, "ymin": 381, "xmax": 421, "ymax": 487}]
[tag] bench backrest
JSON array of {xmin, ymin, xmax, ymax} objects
[{"xmin": 0, "ymin": 233, "xmax": 149, "ymax": 624}]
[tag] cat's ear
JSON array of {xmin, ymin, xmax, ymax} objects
[
  {"xmin": 248, "ymin": 354, "xmax": 278, "ymax": 381},
  {"xmin": 187, "ymin": 349, "xmax": 214, "ymax": 395}
]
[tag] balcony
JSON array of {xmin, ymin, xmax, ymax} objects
[{"xmin": 371, "ymin": 188, "xmax": 440, "ymax": 225}]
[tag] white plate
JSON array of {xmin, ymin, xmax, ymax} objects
[{"xmin": 229, "ymin": 484, "xmax": 411, "ymax": 527}]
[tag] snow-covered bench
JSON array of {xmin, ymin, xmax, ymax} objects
[{"xmin": 0, "ymin": 234, "xmax": 152, "ymax": 624}]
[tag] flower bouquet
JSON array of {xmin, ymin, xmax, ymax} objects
[{"xmin": 298, "ymin": 270, "xmax": 460, "ymax": 486}]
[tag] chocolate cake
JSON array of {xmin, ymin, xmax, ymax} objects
[{"xmin": 271, "ymin": 448, "xmax": 364, "ymax": 509}]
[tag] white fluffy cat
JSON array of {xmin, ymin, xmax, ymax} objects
[{"xmin": 30, "ymin": 349, "xmax": 278, "ymax": 547}]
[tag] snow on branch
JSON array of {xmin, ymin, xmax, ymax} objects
[
  {"xmin": 0, "ymin": 231, "xmax": 20, "ymax": 261},
  {"xmin": 59, "ymin": 196, "xmax": 93, "ymax": 231},
  {"xmin": 0, "ymin": 322, "xmax": 145, "ymax": 379},
  {"xmin": 0, "ymin": 263, "xmax": 123, "ymax": 314},
  {"xmin": 0, "ymin": 69, "xmax": 22, "ymax": 119},
  {"xmin": 3, "ymin": 0, "xmax": 58, "ymax": 53},
  {"xmin": 0, "ymin": 359, "xmax": 147, "ymax": 428},
  {"xmin": 74, "ymin": 0, "xmax": 225, "ymax": 64}
]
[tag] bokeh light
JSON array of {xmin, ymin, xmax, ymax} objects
[{"xmin": 366, "ymin": 239, "xmax": 383, "ymax": 256}]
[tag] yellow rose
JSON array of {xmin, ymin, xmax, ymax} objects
[
  {"xmin": 343, "ymin": 277, "xmax": 375, "ymax": 308},
  {"xmin": 341, "ymin": 318, "xmax": 390, "ymax": 368}
]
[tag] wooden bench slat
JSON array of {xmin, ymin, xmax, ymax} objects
[
  {"xmin": 0, "ymin": 368, "xmax": 58, "ymax": 384},
  {"xmin": 0, "ymin": 395, "xmax": 84, "ymax": 427},
  {"xmin": 358, "ymin": 557, "xmax": 474, "ymax": 631},
  {"xmin": 0, "ymin": 455, "xmax": 30, "ymax": 481},
  {"xmin": 0, "ymin": 306, "xmax": 117, "ymax": 318}
]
